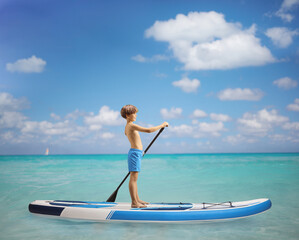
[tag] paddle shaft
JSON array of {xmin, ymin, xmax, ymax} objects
[{"xmin": 106, "ymin": 127, "xmax": 165, "ymax": 202}]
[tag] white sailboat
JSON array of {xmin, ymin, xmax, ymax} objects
[{"xmin": 45, "ymin": 148, "xmax": 49, "ymax": 155}]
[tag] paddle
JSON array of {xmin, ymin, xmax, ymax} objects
[{"xmin": 106, "ymin": 127, "xmax": 165, "ymax": 202}]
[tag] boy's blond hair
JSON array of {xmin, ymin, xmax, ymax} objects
[{"xmin": 120, "ymin": 105, "xmax": 138, "ymax": 119}]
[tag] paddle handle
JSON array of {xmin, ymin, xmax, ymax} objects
[{"xmin": 143, "ymin": 127, "xmax": 165, "ymax": 156}]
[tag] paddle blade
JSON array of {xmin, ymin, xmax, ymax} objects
[{"xmin": 106, "ymin": 189, "xmax": 118, "ymax": 202}]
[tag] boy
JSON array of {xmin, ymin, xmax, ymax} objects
[{"xmin": 120, "ymin": 105, "xmax": 168, "ymax": 208}]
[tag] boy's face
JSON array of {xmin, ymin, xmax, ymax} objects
[{"xmin": 127, "ymin": 112, "xmax": 137, "ymax": 122}]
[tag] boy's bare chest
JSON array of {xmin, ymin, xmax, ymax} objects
[{"xmin": 125, "ymin": 128, "xmax": 140, "ymax": 139}]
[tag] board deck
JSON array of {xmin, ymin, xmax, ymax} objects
[{"xmin": 29, "ymin": 198, "xmax": 272, "ymax": 222}]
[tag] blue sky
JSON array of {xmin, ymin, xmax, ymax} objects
[{"xmin": 0, "ymin": 0, "xmax": 298, "ymax": 154}]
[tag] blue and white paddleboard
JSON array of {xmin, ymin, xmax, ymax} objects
[{"xmin": 28, "ymin": 198, "xmax": 271, "ymax": 222}]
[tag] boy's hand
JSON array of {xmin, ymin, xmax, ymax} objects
[{"xmin": 162, "ymin": 122, "xmax": 169, "ymax": 128}]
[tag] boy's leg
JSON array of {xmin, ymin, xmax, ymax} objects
[
  {"xmin": 132, "ymin": 175, "xmax": 149, "ymax": 205},
  {"xmin": 129, "ymin": 172, "xmax": 146, "ymax": 208}
]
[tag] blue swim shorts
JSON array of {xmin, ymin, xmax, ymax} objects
[{"xmin": 128, "ymin": 148, "xmax": 143, "ymax": 172}]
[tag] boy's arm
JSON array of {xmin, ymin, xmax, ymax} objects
[{"xmin": 131, "ymin": 122, "xmax": 168, "ymax": 133}]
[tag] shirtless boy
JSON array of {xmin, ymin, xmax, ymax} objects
[{"xmin": 120, "ymin": 105, "xmax": 168, "ymax": 208}]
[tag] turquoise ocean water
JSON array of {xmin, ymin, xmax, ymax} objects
[{"xmin": 0, "ymin": 153, "xmax": 298, "ymax": 240}]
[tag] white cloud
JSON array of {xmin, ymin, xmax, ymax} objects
[
  {"xmin": 275, "ymin": 0, "xmax": 299, "ymax": 22},
  {"xmin": 269, "ymin": 134, "xmax": 291, "ymax": 142},
  {"xmin": 198, "ymin": 121, "xmax": 226, "ymax": 137},
  {"xmin": 65, "ymin": 109, "xmax": 87, "ymax": 120},
  {"xmin": 84, "ymin": 106, "xmax": 123, "ymax": 131},
  {"xmin": 1, "ymin": 131, "xmax": 15, "ymax": 142},
  {"xmin": 237, "ymin": 109, "xmax": 289, "ymax": 136},
  {"xmin": 191, "ymin": 110, "xmax": 231, "ymax": 122},
  {"xmin": 88, "ymin": 124, "xmax": 102, "ymax": 131},
  {"xmin": 145, "ymin": 11, "xmax": 276, "ymax": 70},
  {"xmin": 191, "ymin": 109, "xmax": 207, "ymax": 118},
  {"xmin": 0, "ymin": 92, "xmax": 29, "ymax": 130},
  {"xmin": 131, "ymin": 54, "xmax": 147, "ymax": 62},
  {"xmin": 283, "ymin": 121, "xmax": 299, "ymax": 130},
  {"xmin": 0, "ymin": 92, "xmax": 29, "ymax": 111},
  {"xmin": 273, "ymin": 77, "xmax": 298, "ymax": 89},
  {"xmin": 210, "ymin": 113, "xmax": 232, "ymax": 122},
  {"xmin": 50, "ymin": 113, "xmax": 61, "ymax": 121},
  {"xmin": 6, "ymin": 55, "xmax": 46, "ymax": 73},
  {"xmin": 168, "ymin": 124, "xmax": 194, "ymax": 137},
  {"xmin": 0, "ymin": 111, "xmax": 27, "ymax": 129},
  {"xmin": 160, "ymin": 107, "xmax": 182, "ymax": 119},
  {"xmin": 224, "ymin": 134, "xmax": 242, "ymax": 145},
  {"xmin": 224, "ymin": 134, "xmax": 259, "ymax": 145},
  {"xmin": 131, "ymin": 54, "xmax": 169, "ymax": 63},
  {"xmin": 168, "ymin": 121, "xmax": 226, "ymax": 138},
  {"xmin": 269, "ymin": 134, "xmax": 299, "ymax": 143},
  {"xmin": 172, "ymin": 77, "xmax": 200, "ymax": 93},
  {"xmin": 287, "ymin": 98, "xmax": 299, "ymax": 111},
  {"xmin": 100, "ymin": 132, "xmax": 115, "ymax": 139},
  {"xmin": 266, "ymin": 27, "xmax": 299, "ymax": 48},
  {"xmin": 22, "ymin": 120, "xmax": 72, "ymax": 135},
  {"xmin": 218, "ymin": 88, "xmax": 264, "ymax": 101},
  {"xmin": 0, "ymin": 92, "xmax": 123, "ymax": 145},
  {"xmin": 61, "ymin": 126, "xmax": 88, "ymax": 141},
  {"xmin": 20, "ymin": 119, "xmax": 89, "ymax": 142}
]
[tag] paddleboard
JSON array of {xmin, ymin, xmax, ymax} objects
[{"xmin": 28, "ymin": 198, "xmax": 271, "ymax": 222}]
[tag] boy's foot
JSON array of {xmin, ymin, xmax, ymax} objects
[
  {"xmin": 131, "ymin": 203, "xmax": 147, "ymax": 208},
  {"xmin": 138, "ymin": 200, "xmax": 149, "ymax": 205}
]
